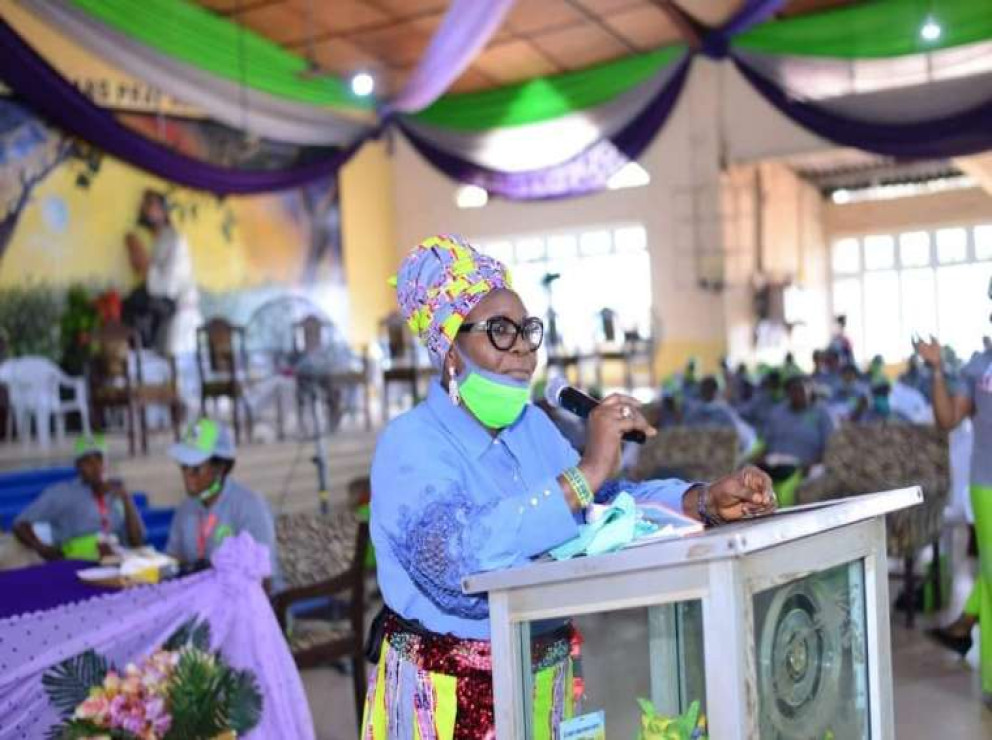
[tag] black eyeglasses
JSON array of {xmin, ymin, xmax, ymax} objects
[{"xmin": 458, "ymin": 316, "xmax": 544, "ymax": 352}]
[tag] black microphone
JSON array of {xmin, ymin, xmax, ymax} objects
[{"xmin": 544, "ymin": 377, "xmax": 647, "ymax": 444}]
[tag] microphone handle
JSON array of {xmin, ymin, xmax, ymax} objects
[
  {"xmin": 559, "ymin": 389, "xmax": 647, "ymax": 445},
  {"xmin": 622, "ymin": 429, "xmax": 647, "ymax": 444}
]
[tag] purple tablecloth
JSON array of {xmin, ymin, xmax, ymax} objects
[{"xmin": 0, "ymin": 559, "xmax": 113, "ymax": 619}]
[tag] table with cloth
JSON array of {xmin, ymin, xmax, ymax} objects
[{"xmin": 0, "ymin": 533, "xmax": 314, "ymax": 739}]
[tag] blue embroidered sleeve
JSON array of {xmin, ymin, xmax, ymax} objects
[
  {"xmin": 388, "ymin": 484, "xmax": 495, "ymax": 619},
  {"xmin": 372, "ymin": 420, "xmax": 580, "ymax": 622},
  {"xmin": 595, "ymin": 477, "xmax": 694, "ymax": 512}
]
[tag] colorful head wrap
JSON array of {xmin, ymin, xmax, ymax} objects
[{"xmin": 392, "ymin": 235, "xmax": 511, "ymax": 367}]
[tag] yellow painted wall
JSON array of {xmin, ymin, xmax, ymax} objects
[
  {"xmin": 339, "ymin": 140, "xmax": 397, "ymax": 346},
  {"xmin": 655, "ymin": 339, "xmax": 727, "ymax": 382},
  {"xmin": 0, "ymin": 155, "xmax": 310, "ymax": 292}
]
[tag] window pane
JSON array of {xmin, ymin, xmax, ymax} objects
[
  {"xmin": 863, "ymin": 234, "xmax": 895, "ymax": 270},
  {"xmin": 832, "ymin": 238, "xmax": 860, "ymax": 274},
  {"xmin": 832, "ymin": 278, "xmax": 863, "ymax": 360},
  {"xmin": 936, "ymin": 227, "xmax": 967, "ymax": 264},
  {"xmin": 975, "ymin": 224, "xmax": 992, "ymax": 261},
  {"xmin": 579, "ymin": 230, "xmax": 612, "ymax": 256},
  {"xmin": 515, "ymin": 237, "xmax": 545, "ymax": 262},
  {"xmin": 485, "ymin": 240, "xmax": 514, "ymax": 265},
  {"xmin": 899, "ymin": 231, "xmax": 930, "ymax": 267},
  {"xmin": 546, "ymin": 234, "xmax": 578, "ymax": 262},
  {"xmin": 863, "ymin": 271, "xmax": 902, "ymax": 361},
  {"xmin": 900, "ymin": 267, "xmax": 937, "ymax": 347},
  {"xmin": 937, "ymin": 262, "xmax": 992, "ymax": 359},
  {"xmin": 614, "ymin": 225, "xmax": 647, "ymax": 253}
]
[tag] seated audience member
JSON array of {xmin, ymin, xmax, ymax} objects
[
  {"xmin": 830, "ymin": 362, "xmax": 870, "ymax": 417},
  {"xmin": 683, "ymin": 376, "xmax": 757, "ymax": 454},
  {"xmin": 656, "ymin": 393, "xmax": 683, "ymax": 429},
  {"xmin": 165, "ymin": 418, "xmax": 280, "ymax": 587},
  {"xmin": 900, "ymin": 354, "xmax": 933, "ymax": 401},
  {"xmin": 867, "ymin": 354, "xmax": 886, "ymax": 384},
  {"xmin": 740, "ymin": 369, "xmax": 783, "ymax": 438},
  {"xmin": 856, "ymin": 381, "xmax": 911, "ymax": 424},
  {"xmin": 811, "ymin": 348, "xmax": 842, "ymax": 400},
  {"xmin": 828, "ymin": 314, "xmax": 855, "ymax": 366},
  {"xmin": 763, "ymin": 376, "xmax": 835, "ymax": 471},
  {"xmin": 14, "ymin": 436, "xmax": 145, "ymax": 561},
  {"xmin": 680, "ymin": 358, "xmax": 700, "ymax": 401},
  {"xmin": 782, "ymin": 352, "xmax": 801, "ymax": 379},
  {"xmin": 731, "ymin": 362, "xmax": 753, "ymax": 402}
]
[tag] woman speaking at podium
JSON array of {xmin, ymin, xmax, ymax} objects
[{"xmin": 362, "ymin": 235, "xmax": 775, "ymax": 739}]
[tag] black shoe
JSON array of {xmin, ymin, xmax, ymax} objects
[{"xmin": 926, "ymin": 627, "xmax": 973, "ymax": 657}]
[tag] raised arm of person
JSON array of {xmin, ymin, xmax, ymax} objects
[
  {"xmin": 105, "ymin": 480, "xmax": 146, "ymax": 547},
  {"xmin": 915, "ymin": 337, "xmax": 973, "ymax": 430}
]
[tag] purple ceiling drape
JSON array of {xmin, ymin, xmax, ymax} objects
[
  {"xmin": 384, "ymin": 0, "xmax": 517, "ymax": 116},
  {"xmin": 732, "ymin": 57, "xmax": 992, "ymax": 158},
  {"xmin": 398, "ymin": 57, "xmax": 691, "ymax": 200},
  {"xmin": 0, "ymin": 16, "xmax": 367, "ymax": 195},
  {"xmin": 396, "ymin": 0, "xmax": 788, "ymax": 200},
  {"xmin": 7, "ymin": 0, "xmax": 992, "ymax": 199}
]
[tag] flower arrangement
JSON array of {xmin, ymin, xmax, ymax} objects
[
  {"xmin": 43, "ymin": 618, "xmax": 262, "ymax": 740},
  {"xmin": 637, "ymin": 698, "xmax": 707, "ymax": 740}
]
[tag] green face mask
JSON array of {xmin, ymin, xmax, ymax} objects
[{"xmin": 456, "ymin": 353, "xmax": 530, "ymax": 429}]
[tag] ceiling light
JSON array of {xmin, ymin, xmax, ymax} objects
[
  {"xmin": 920, "ymin": 16, "xmax": 942, "ymax": 42},
  {"xmin": 831, "ymin": 188, "xmax": 851, "ymax": 204},
  {"xmin": 351, "ymin": 72, "xmax": 375, "ymax": 97},
  {"xmin": 606, "ymin": 161, "xmax": 651, "ymax": 190},
  {"xmin": 455, "ymin": 184, "xmax": 488, "ymax": 209}
]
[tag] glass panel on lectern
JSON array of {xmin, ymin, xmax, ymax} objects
[
  {"xmin": 753, "ymin": 560, "xmax": 870, "ymax": 739},
  {"xmin": 517, "ymin": 602, "xmax": 706, "ymax": 739}
]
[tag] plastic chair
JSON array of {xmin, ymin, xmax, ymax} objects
[{"xmin": 0, "ymin": 357, "xmax": 90, "ymax": 447}]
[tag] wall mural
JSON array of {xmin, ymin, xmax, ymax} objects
[{"xmin": 0, "ymin": 95, "xmax": 348, "ymax": 362}]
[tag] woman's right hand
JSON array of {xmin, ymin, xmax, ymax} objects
[
  {"xmin": 578, "ymin": 393, "xmax": 657, "ymax": 491},
  {"xmin": 913, "ymin": 335, "xmax": 943, "ymax": 368}
]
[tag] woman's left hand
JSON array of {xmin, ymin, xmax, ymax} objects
[{"xmin": 706, "ymin": 465, "xmax": 777, "ymax": 522}]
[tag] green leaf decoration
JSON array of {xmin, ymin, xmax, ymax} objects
[
  {"xmin": 42, "ymin": 650, "xmax": 109, "ymax": 717},
  {"xmin": 47, "ymin": 719, "xmax": 138, "ymax": 740},
  {"xmin": 164, "ymin": 650, "xmax": 229, "ymax": 740},
  {"xmin": 164, "ymin": 617, "xmax": 212, "ymax": 652},
  {"xmin": 226, "ymin": 667, "xmax": 263, "ymax": 734}
]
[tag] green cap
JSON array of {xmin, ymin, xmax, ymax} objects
[
  {"xmin": 168, "ymin": 418, "xmax": 236, "ymax": 466},
  {"xmin": 74, "ymin": 434, "xmax": 107, "ymax": 462}
]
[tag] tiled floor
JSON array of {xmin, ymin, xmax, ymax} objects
[{"xmin": 304, "ymin": 524, "xmax": 992, "ymax": 739}]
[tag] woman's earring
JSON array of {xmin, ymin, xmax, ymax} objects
[{"xmin": 448, "ymin": 365, "xmax": 460, "ymax": 405}]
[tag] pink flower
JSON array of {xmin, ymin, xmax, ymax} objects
[{"xmin": 75, "ymin": 693, "xmax": 110, "ymax": 724}]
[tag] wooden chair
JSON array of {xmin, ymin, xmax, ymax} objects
[
  {"xmin": 272, "ymin": 509, "xmax": 370, "ymax": 728},
  {"xmin": 796, "ymin": 423, "xmax": 950, "ymax": 628},
  {"xmin": 88, "ymin": 322, "xmax": 181, "ymax": 455},
  {"xmin": 379, "ymin": 313, "xmax": 432, "ymax": 422},
  {"xmin": 196, "ymin": 318, "xmax": 252, "ymax": 444},
  {"xmin": 292, "ymin": 316, "xmax": 372, "ymax": 431}
]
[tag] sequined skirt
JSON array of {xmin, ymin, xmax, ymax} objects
[{"xmin": 360, "ymin": 613, "xmax": 574, "ymax": 740}]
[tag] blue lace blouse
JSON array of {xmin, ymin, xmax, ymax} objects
[{"xmin": 370, "ymin": 381, "xmax": 695, "ymax": 640}]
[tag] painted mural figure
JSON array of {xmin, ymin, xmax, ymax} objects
[{"xmin": 124, "ymin": 190, "xmax": 202, "ymax": 356}]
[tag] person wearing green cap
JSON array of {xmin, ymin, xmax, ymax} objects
[
  {"xmin": 165, "ymin": 418, "xmax": 279, "ymax": 588},
  {"xmin": 13, "ymin": 435, "xmax": 146, "ymax": 561}
]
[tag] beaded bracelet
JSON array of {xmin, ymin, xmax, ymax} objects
[
  {"xmin": 563, "ymin": 467, "xmax": 595, "ymax": 508},
  {"xmin": 695, "ymin": 484, "xmax": 723, "ymax": 528}
]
